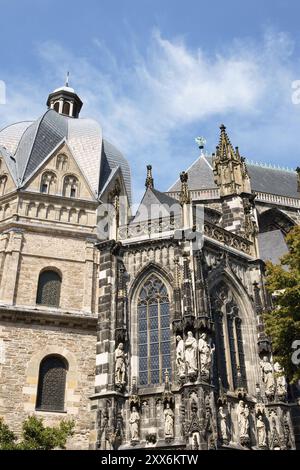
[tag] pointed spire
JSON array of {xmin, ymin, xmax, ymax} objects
[
  {"xmin": 213, "ymin": 124, "xmax": 251, "ymax": 197},
  {"xmin": 179, "ymin": 171, "xmax": 190, "ymax": 205},
  {"xmin": 218, "ymin": 124, "xmax": 236, "ymax": 161},
  {"xmin": 145, "ymin": 164, "xmax": 154, "ymax": 189}
]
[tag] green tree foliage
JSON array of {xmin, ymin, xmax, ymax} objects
[
  {"xmin": 264, "ymin": 225, "xmax": 300, "ymax": 382},
  {"xmin": 0, "ymin": 415, "xmax": 74, "ymax": 450}
]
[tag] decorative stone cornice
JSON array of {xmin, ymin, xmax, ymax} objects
[{"xmin": 0, "ymin": 305, "xmax": 97, "ymax": 330}]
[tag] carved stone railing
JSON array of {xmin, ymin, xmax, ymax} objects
[
  {"xmin": 166, "ymin": 188, "xmax": 220, "ymax": 201},
  {"xmin": 118, "ymin": 216, "xmax": 182, "ymax": 240},
  {"xmin": 255, "ymin": 191, "xmax": 300, "ymax": 208},
  {"xmin": 118, "ymin": 216, "xmax": 254, "ymax": 256},
  {"xmin": 202, "ymin": 220, "xmax": 254, "ymax": 256}
]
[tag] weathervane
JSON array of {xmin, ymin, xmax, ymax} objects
[{"xmin": 195, "ymin": 136, "xmax": 206, "ymax": 154}]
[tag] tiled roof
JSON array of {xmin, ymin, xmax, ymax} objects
[
  {"xmin": 0, "ymin": 110, "xmax": 131, "ymax": 201},
  {"xmin": 168, "ymin": 155, "xmax": 299, "ymax": 199}
]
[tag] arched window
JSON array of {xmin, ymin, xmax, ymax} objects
[
  {"xmin": 56, "ymin": 154, "xmax": 68, "ymax": 171},
  {"xmin": 62, "ymin": 101, "xmax": 70, "ymax": 116},
  {"xmin": 40, "ymin": 171, "xmax": 57, "ymax": 195},
  {"xmin": 212, "ymin": 284, "xmax": 247, "ymax": 391},
  {"xmin": 36, "ymin": 270, "xmax": 62, "ymax": 307},
  {"xmin": 54, "ymin": 101, "xmax": 60, "ymax": 112},
  {"xmin": 137, "ymin": 274, "xmax": 171, "ymax": 386},
  {"xmin": 36, "ymin": 355, "xmax": 68, "ymax": 412},
  {"xmin": 63, "ymin": 175, "xmax": 79, "ymax": 198}
]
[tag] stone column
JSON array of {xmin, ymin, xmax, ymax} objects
[{"xmin": 0, "ymin": 229, "xmax": 24, "ymax": 305}]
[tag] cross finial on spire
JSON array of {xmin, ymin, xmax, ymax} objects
[
  {"xmin": 145, "ymin": 164, "xmax": 154, "ymax": 189},
  {"xmin": 65, "ymin": 71, "xmax": 70, "ymax": 87}
]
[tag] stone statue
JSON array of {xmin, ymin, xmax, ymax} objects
[
  {"xmin": 237, "ymin": 401, "xmax": 250, "ymax": 439},
  {"xmin": 129, "ymin": 406, "xmax": 140, "ymax": 441},
  {"xmin": 176, "ymin": 335, "xmax": 185, "ymax": 378},
  {"xmin": 274, "ymin": 362, "xmax": 287, "ymax": 398},
  {"xmin": 115, "ymin": 343, "xmax": 126, "ymax": 386},
  {"xmin": 218, "ymin": 406, "xmax": 229, "ymax": 444},
  {"xmin": 164, "ymin": 403, "xmax": 174, "ymax": 438},
  {"xmin": 185, "ymin": 331, "xmax": 198, "ymax": 375},
  {"xmin": 260, "ymin": 356, "xmax": 275, "ymax": 399},
  {"xmin": 256, "ymin": 415, "xmax": 267, "ymax": 448},
  {"xmin": 198, "ymin": 333, "xmax": 215, "ymax": 378}
]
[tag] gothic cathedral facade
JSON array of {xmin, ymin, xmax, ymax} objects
[{"xmin": 0, "ymin": 84, "xmax": 299, "ymax": 450}]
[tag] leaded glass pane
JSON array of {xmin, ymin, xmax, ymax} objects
[
  {"xmin": 137, "ymin": 275, "xmax": 171, "ymax": 386},
  {"xmin": 36, "ymin": 355, "xmax": 67, "ymax": 412},
  {"xmin": 139, "ymin": 344, "xmax": 147, "ymax": 357},
  {"xmin": 161, "ymin": 328, "xmax": 170, "ymax": 342},
  {"xmin": 36, "ymin": 271, "xmax": 61, "ymax": 307},
  {"xmin": 150, "ymin": 329, "xmax": 159, "ymax": 343},
  {"xmin": 160, "ymin": 315, "xmax": 169, "ymax": 328}
]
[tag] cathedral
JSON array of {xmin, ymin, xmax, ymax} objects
[{"xmin": 0, "ymin": 82, "xmax": 299, "ymax": 450}]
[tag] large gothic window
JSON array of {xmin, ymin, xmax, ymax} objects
[
  {"xmin": 137, "ymin": 275, "xmax": 171, "ymax": 386},
  {"xmin": 212, "ymin": 284, "xmax": 247, "ymax": 391},
  {"xmin": 36, "ymin": 355, "xmax": 68, "ymax": 412},
  {"xmin": 36, "ymin": 270, "xmax": 62, "ymax": 307}
]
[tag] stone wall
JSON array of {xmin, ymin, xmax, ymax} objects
[{"xmin": 0, "ymin": 320, "xmax": 96, "ymax": 450}]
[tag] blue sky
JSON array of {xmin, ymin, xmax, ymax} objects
[{"xmin": 0, "ymin": 0, "xmax": 300, "ymax": 202}]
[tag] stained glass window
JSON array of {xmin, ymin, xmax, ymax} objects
[
  {"xmin": 36, "ymin": 270, "xmax": 62, "ymax": 307},
  {"xmin": 137, "ymin": 275, "xmax": 171, "ymax": 385},
  {"xmin": 36, "ymin": 355, "xmax": 68, "ymax": 412}
]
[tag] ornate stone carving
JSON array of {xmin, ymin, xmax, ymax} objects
[
  {"xmin": 237, "ymin": 400, "xmax": 250, "ymax": 446},
  {"xmin": 176, "ymin": 335, "xmax": 186, "ymax": 379},
  {"xmin": 164, "ymin": 403, "xmax": 175, "ymax": 439},
  {"xmin": 256, "ymin": 415, "xmax": 267, "ymax": 448},
  {"xmin": 185, "ymin": 331, "xmax": 198, "ymax": 378},
  {"xmin": 260, "ymin": 356, "xmax": 275, "ymax": 401},
  {"xmin": 129, "ymin": 406, "xmax": 140, "ymax": 442},
  {"xmin": 274, "ymin": 362, "xmax": 287, "ymax": 401},
  {"xmin": 218, "ymin": 406, "xmax": 229, "ymax": 445},
  {"xmin": 198, "ymin": 332, "xmax": 215, "ymax": 380},
  {"xmin": 114, "ymin": 343, "xmax": 127, "ymax": 389}
]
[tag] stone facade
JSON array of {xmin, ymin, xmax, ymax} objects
[{"xmin": 0, "ymin": 86, "xmax": 299, "ymax": 450}]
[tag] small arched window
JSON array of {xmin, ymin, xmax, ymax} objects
[
  {"xmin": 36, "ymin": 355, "xmax": 68, "ymax": 412},
  {"xmin": 54, "ymin": 102, "xmax": 60, "ymax": 113},
  {"xmin": 137, "ymin": 274, "xmax": 171, "ymax": 386},
  {"xmin": 63, "ymin": 175, "xmax": 79, "ymax": 198},
  {"xmin": 56, "ymin": 154, "xmax": 68, "ymax": 171},
  {"xmin": 40, "ymin": 172, "xmax": 57, "ymax": 195},
  {"xmin": 62, "ymin": 101, "xmax": 70, "ymax": 116},
  {"xmin": 36, "ymin": 270, "xmax": 62, "ymax": 307}
]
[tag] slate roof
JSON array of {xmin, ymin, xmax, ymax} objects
[
  {"xmin": 168, "ymin": 155, "xmax": 299, "ymax": 199},
  {"xmin": 132, "ymin": 187, "xmax": 181, "ymax": 223},
  {"xmin": 0, "ymin": 110, "xmax": 131, "ymax": 202},
  {"xmin": 258, "ymin": 230, "xmax": 288, "ymax": 264}
]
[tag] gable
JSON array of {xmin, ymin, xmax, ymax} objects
[{"xmin": 22, "ymin": 142, "xmax": 97, "ymax": 201}]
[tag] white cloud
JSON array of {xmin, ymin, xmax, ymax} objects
[{"xmin": 0, "ymin": 28, "xmax": 299, "ymax": 200}]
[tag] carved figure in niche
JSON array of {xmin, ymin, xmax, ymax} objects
[
  {"xmin": 260, "ymin": 356, "xmax": 275, "ymax": 399},
  {"xmin": 129, "ymin": 406, "xmax": 140, "ymax": 441},
  {"xmin": 176, "ymin": 335, "xmax": 185, "ymax": 378},
  {"xmin": 198, "ymin": 332, "xmax": 215, "ymax": 379},
  {"xmin": 115, "ymin": 343, "xmax": 126, "ymax": 386},
  {"xmin": 185, "ymin": 331, "xmax": 198, "ymax": 375},
  {"xmin": 164, "ymin": 403, "xmax": 174, "ymax": 438}
]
